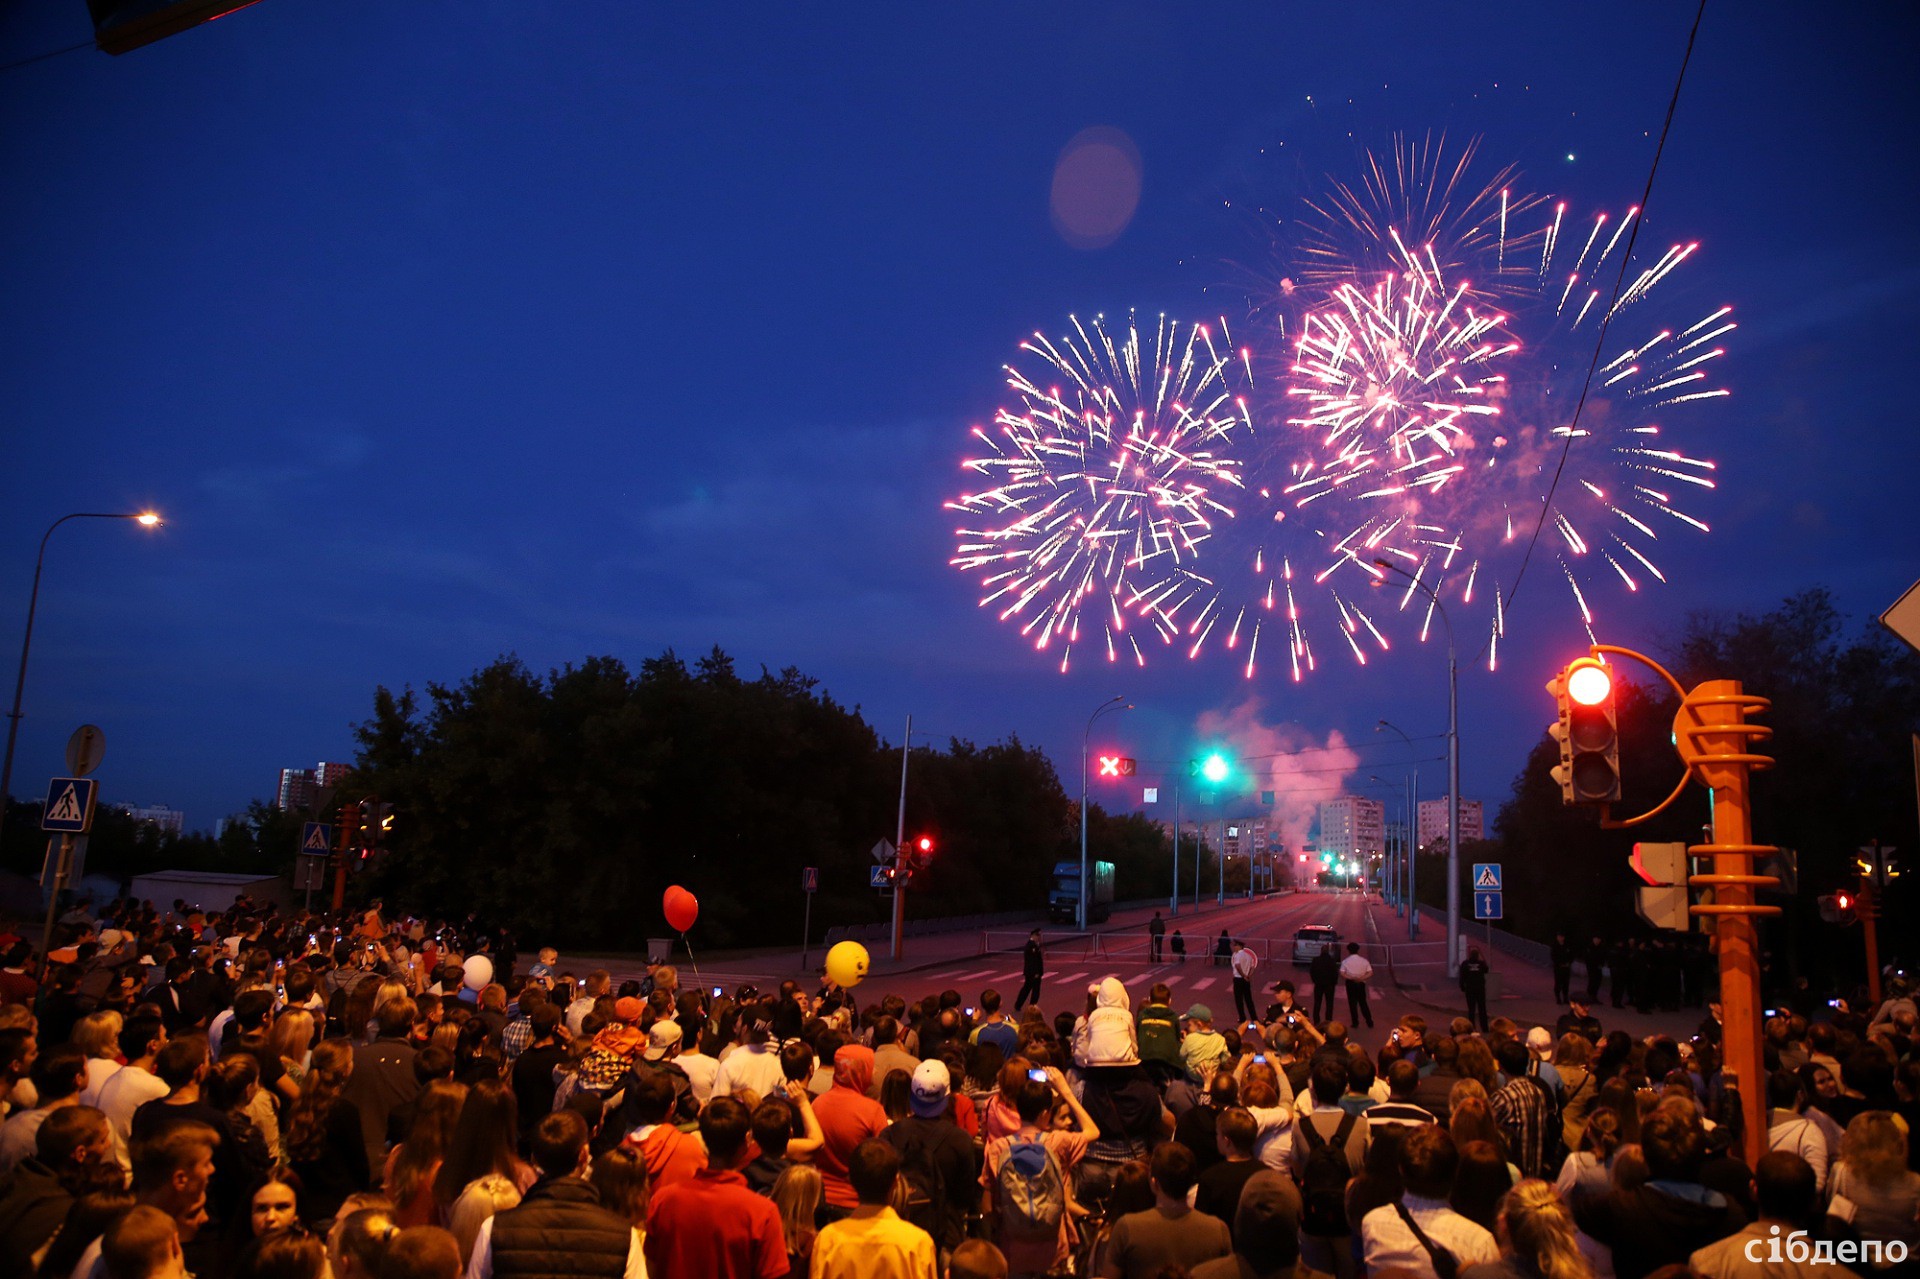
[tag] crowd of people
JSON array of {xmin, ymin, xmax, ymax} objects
[{"xmin": 1, "ymin": 893, "xmax": 1918, "ymax": 1279}]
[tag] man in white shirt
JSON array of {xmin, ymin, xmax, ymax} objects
[
  {"xmin": 1338, "ymin": 943, "xmax": 1375, "ymax": 1030},
  {"xmin": 711, "ymin": 1010, "xmax": 784, "ymax": 1100},
  {"xmin": 1765, "ymin": 1068, "xmax": 1831, "ymax": 1194},
  {"xmin": 97, "ymin": 1016, "xmax": 170, "ymax": 1169},
  {"xmin": 1230, "ymin": 942, "xmax": 1259, "ymax": 1025},
  {"xmin": 1360, "ymin": 1127, "xmax": 1498, "ymax": 1278}
]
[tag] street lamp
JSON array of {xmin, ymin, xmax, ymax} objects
[
  {"xmin": 1080, "ymin": 694, "xmax": 1131, "ymax": 933},
  {"xmin": 1373, "ymin": 559, "xmax": 1461, "ymax": 976},
  {"xmin": 0, "ymin": 511, "xmax": 164, "ymax": 849},
  {"xmin": 1376, "ymin": 719, "xmax": 1422, "ymax": 939}
]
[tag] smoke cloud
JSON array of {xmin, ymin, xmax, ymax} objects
[{"xmin": 1193, "ymin": 697, "xmax": 1363, "ymax": 855}]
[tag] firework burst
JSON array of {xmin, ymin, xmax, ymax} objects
[
  {"xmin": 1257, "ymin": 136, "xmax": 1729, "ymax": 671},
  {"xmin": 947, "ymin": 314, "xmax": 1253, "ymax": 671}
]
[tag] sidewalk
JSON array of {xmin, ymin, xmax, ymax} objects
[{"xmin": 1362, "ymin": 898, "xmax": 1707, "ymax": 1042}]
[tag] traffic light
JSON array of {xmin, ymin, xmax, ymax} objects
[
  {"xmin": 1547, "ymin": 657, "xmax": 1621, "ymax": 805},
  {"xmin": 1856, "ymin": 843, "xmax": 1899, "ymax": 892},
  {"xmin": 1096, "ymin": 755, "xmax": 1137, "ymax": 778},
  {"xmin": 906, "ymin": 836, "xmax": 935, "ymax": 870},
  {"xmin": 1193, "ymin": 753, "xmax": 1231, "ymax": 784},
  {"xmin": 1819, "ymin": 892, "xmax": 1858, "ymax": 925},
  {"xmin": 88, "ymin": 0, "xmax": 266, "ymax": 56}
]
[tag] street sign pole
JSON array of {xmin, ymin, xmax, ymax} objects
[
  {"xmin": 891, "ymin": 714, "xmax": 910, "ymax": 962},
  {"xmin": 801, "ymin": 866, "xmax": 818, "ymax": 974}
]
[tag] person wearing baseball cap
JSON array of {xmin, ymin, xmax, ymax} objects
[
  {"xmin": 643, "ymin": 1020, "xmax": 683, "ymax": 1061},
  {"xmin": 1180, "ymin": 1005, "xmax": 1229, "ymax": 1084},
  {"xmin": 877, "ymin": 1060, "xmax": 980, "ymax": 1254},
  {"xmin": 1524, "ymin": 1025, "xmax": 1563, "ymax": 1097}
]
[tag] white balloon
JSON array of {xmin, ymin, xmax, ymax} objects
[{"xmin": 462, "ymin": 955, "xmax": 494, "ymax": 992}]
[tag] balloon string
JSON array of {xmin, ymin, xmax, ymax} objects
[{"xmin": 681, "ymin": 933, "xmax": 701, "ymax": 982}]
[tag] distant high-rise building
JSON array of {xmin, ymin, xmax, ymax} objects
[
  {"xmin": 1317, "ymin": 797, "xmax": 1385, "ymax": 858},
  {"xmin": 1417, "ymin": 798, "xmax": 1485, "ymax": 850},
  {"xmin": 114, "ymin": 803, "xmax": 184, "ymax": 835},
  {"xmin": 276, "ymin": 760, "xmax": 352, "ymax": 810},
  {"xmin": 277, "ymin": 768, "xmax": 316, "ymax": 811}
]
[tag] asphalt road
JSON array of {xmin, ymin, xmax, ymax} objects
[{"xmin": 590, "ymin": 888, "xmax": 1706, "ymax": 1046}]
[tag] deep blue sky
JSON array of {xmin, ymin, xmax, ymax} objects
[{"xmin": 2, "ymin": 3, "xmax": 1915, "ymax": 837}]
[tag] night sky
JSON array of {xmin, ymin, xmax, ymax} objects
[{"xmin": 2, "ymin": 3, "xmax": 1915, "ymax": 839}]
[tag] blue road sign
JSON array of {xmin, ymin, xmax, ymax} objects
[
  {"xmin": 869, "ymin": 865, "xmax": 891, "ymax": 889},
  {"xmin": 1474, "ymin": 891, "xmax": 1503, "ymax": 921},
  {"xmin": 42, "ymin": 778, "xmax": 97, "ymax": 832},
  {"xmin": 1472, "ymin": 862, "xmax": 1503, "ymax": 891},
  {"xmin": 300, "ymin": 823, "xmax": 333, "ymax": 856}
]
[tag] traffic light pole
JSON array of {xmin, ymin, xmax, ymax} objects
[
  {"xmin": 330, "ymin": 801, "xmax": 359, "ymax": 912},
  {"xmin": 1583, "ymin": 647, "xmax": 1779, "ymax": 1168}
]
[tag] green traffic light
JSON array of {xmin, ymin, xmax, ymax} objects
[{"xmin": 1201, "ymin": 753, "xmax": 1230, "ymax": 784}]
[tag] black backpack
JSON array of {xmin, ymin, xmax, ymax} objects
[
  {"xmin": 1295, "ymin": 1111, "xmax": 1359, "ymax": 1237},
  {"xmin": 882, "ymin": 1118, "xmax": 955, "ymax": 1250}
]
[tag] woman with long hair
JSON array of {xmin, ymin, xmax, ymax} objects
[
  {"xmin": 1595, "ymin": 1078, "xmax": 1641, "ymax": 1145},
  {"xmin": 1451, "ymin": 1096, "xmax": 1515, "ymax": 1173},
  {"xmin": 1458, "ymin": 1038, "xmax": 1500, "ymax": 1091},
  {"xmin": 877, "ymin": 1067, "xmax": 913, "ymax": 1123},
  {"xmin": 1488, "ymin": 1178, "xmax": 1596, "ymax": 1279},
  {"xmin": 1553, "ymin": 1034, "xmax": 1598, "ymax": 1155},
  {"xmin": 1552, "ymin": 1106, "xmax": 1622, "ymax": 1202},
  {"xmin": 1832, "ymin": 1110, "xmax": 1920, "ymax": 1260},
  {"xmin": 768, "ymin": 1162, "xmax": 821, "ymax": 1278},
  {"xmin": 384, "ymin": 1079, "xmax": 468, "ymax": 1227},
  {"xmin": 283, "ymin": 1039, "xmax": 371, "ymax": 1224},
  {"xmin": 590, "ymin": 1146, "xmax": 649, "ymax": 1237},
  {"xmin": 268, "ymin": 1008, "xmax": 317, "ymax": 1085},
  {"xmin": 1453, "ymin": 1139, "xmax": 1515, "ymax": 1231},
  {"xmin": 435, "ymin": 1077, "xmax": 537, "ymax": 1258},
  {"xmin": 1086, "ymin": 1158, "xmax": 1156, "ymax": 1279},
  {"xmin": 205, "ymin": 1053, "xmax": 277, "ymax": 1177}
]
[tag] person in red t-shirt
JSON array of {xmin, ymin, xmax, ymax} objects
[
  {"xmin": 645, "ymin": 1096, "xmax": 788, "ymax": 1279},
  {"xmin": 811, "ymin": 1043, "xmax": 888, "ymax": 1214},
  {"xmin": 619, "ymin": 1063, "xmax": 705, "ymax": 1196}
]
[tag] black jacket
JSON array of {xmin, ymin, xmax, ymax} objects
[
  {"xmin": 1023, "ymin": 941, "xmax": 1044, "ymax": 979},
  {"xmin": 1571, "ymin": 1182, "xmax": 1746, "ymax": 1279},
  {"xmin": 1309, "ymin": 952, "xmax": 1339, "ymax": 990},
  {"xmin": 0, "ymin": 1158, "xmax": 71, "ymax": 1277},
  {"xmin": 489, "ymin": 1175, "xmax": 632, "ymax": 1279}
]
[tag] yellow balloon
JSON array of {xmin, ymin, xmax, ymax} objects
[{"xmin": 825, "ymin": 940, "xmax": 870, "ymax": 989}]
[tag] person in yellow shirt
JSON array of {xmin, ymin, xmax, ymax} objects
[{"xmin": 810, "ymin": 1138, "xmax": 938, "ymax": 1279}]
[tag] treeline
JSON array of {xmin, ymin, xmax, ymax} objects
[{"xmin": 347, "ymin": 647, "xmax": 1209, "ymax": 949}]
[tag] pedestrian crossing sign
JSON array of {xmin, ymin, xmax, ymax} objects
[
  {"xmin": 41, "ymin": 777, "xmax": 97, "ymax": 832},
  {"xmin": 300, "ymin": 823, "xmax": 333, "ymax": 855},
  {"xmin": 1472, "ymin": 863, "xmax": 1502, "ymax": 890}
]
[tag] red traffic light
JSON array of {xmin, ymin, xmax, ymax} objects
[
  {"xmin": 1567, "ymin": 659, "xmax": 1612, "ymax": 707},
  {"xmin": 1836, "ymin": 891, "xmax": 1853, "ymax": 910},
  {"xmin": 916, "ymin": 836, "xmax": 933, "ymax": 853}
]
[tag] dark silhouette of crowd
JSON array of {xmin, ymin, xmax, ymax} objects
[{"xmin": 2, "ymin": 893, "xmax": 1916, "ymax": 1279}]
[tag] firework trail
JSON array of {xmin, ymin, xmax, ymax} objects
[{"xmin": 947, "ymin": 314, "xmax": 1254, "ymax": 672}]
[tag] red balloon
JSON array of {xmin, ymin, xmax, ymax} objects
[{"xmin": 662, "ymin": 885, "xmax": 699, "ymax": 933}]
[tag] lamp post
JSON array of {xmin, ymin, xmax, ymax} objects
[
  {"xmin": 1080, "ymin": 695, "xmax": 1130, "ymax": 933},
  {"xmin": 1, "ymin": 512, "xmax": 162, "ymax": 851},
  {"xmin": 1376, "ymin": 720, "xmax": 1422, "ymax": 939},
  {"xmin": 1373, "ymin": 560, "xmax": 1460, "ymax": 976}
]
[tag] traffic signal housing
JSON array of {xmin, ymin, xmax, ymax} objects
[
  {"xmin": 1547, "ymin": 658, "xmax": 1621, "ymax": 805},
  {"xmin": 88, "ymin": 0, "xmax": 265, "ymax": 56},
  {"xmin": 1819, "ymin": 891, "xmax": 1858, "ymax": 925}
]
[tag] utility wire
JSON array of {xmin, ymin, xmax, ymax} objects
[
  {"xmin": 0, "ymin": 38, "xmax": 91, "ymax": 76},
  {"xmin": 1499, "ymin": 0, "xmax": 1710, "ymax": 633}
]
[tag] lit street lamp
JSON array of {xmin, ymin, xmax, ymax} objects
[
  {"xmin": 0, "ymin": 512, "xmax": 163, "ymax": 850},
  {"xmin": 1080, "ymin": 695, "xmax": 1131, "ymax": 932},
  {"xmin": 1373, "ymin": 558, "xmax": 1461, "ymax": 976}
]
